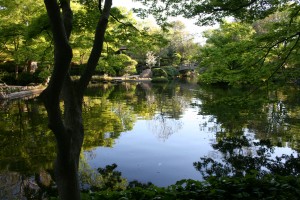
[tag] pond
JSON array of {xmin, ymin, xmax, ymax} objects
[{"xmin": 0, "ymin": 80, "xmax": 299, "ymax": 198}]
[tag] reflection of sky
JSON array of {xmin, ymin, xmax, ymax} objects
[
  {"xmin": 86, "ymin": 103, "xmax": 216, "ymax": 186},
  {"xmin": 84, "ymin": 95, "xmax": 298, "ymax": 187}
]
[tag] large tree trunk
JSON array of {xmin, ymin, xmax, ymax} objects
[{"xmin": 41, "ymin": 0, "xmax": 112, "ymax": 199}]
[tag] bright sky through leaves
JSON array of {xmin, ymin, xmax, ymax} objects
[{"xmin": 113, "ymin": 0, "xmax": 217, "ymax": 43}]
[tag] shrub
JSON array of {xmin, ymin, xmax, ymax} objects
[
  {"xmin": 79, "ymin": 175, "xmax": 300, "ymax": 200},
  {"xmin": 152, "ymin": 68, "xmax": 168, "ymax": 78},
  {"xmin": 151, "ymin": 77, "xmax": 169, "ymax": 83},
  {"xmin": 163, "ymin": 66, "xmax": 179, "ymax": 79}
]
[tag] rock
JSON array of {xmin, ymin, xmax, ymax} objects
[{"xmin": 139, "ymin": 69, "xmax": 152, "ymax": 78}]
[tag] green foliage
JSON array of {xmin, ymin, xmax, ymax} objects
[
  {"xmin": 0, "ymin": 0, "xmax": 50, "ymax": 65},
  {"xmin": 0, "ymin": 99, "xmax": 55, "ymax": 172},
  {"xmin": 1, "ymin": 68, "xmax": 50, "ymax": 85},
  {"xmin": 134, "ymin": 1, "xmax": 300, "ymax": 87},
  {"xmin": 152, "ymin": 68, "xmax": 168, "ymax": 78},
  {"xmin": 0, "ymin": 2, "xmax": 171, "ymax": 79},
  {"xmin": 158, "ymin": 21, "xmax": 199, "ymax": 66},
  {"xmin": 134, "ymin": 0, "xmax": 288, "ymax": 26},
  {"xmin": 26, "ymin": 13, "xmax": 50, "ymax": 39},
  {"xmin": 151, "ymin": 77, "xmax": 169, "ymax": 83},
  {"xmin": 97, "ymin": 54, "xmax": 137, "ymax": 76},
  {"xmin": 198, "ymin": 21, "xmax": 260, "ymax": 86},
  {"xmin": 162, "ymin": 66, "xmax": 179, "ymax": 79},
  {"xmin": 35, "ymin": 66, "xmax": 51, "ymax": 82},
  {"xmin": 79, "ymin": 159, "xmax": 127, "ymax": 192},
  {"xmin": 199, "ymin": 7, "xmax": 300, "ymax": 87},
  {"xmin": 151, "ymin": 68, "xmax": 170, "ymax": 83},
  {"xmin": 79, "ymin": 175, "xmax": 300, "ymax": 200}
]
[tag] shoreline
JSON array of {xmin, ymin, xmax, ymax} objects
[
  {"xmin": 0, "ymin": 85, "xmax": 45, "ymax": 100},
  {"xmin": 0, "ymin": 76, "xmax": 152, "ymax": 101}
]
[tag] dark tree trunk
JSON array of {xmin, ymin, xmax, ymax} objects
[{"xmin": 41, "ymin": 0, "xmax": 112, "ymax": 199}]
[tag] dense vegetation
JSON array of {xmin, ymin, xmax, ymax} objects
[
  {"xmin": 1, "ymin": 0, "xmax": 300, "ymax": 199},
  {"xmin": 2, "ymin": 1, "xmax": 299, "ymax": 87},
  {"xmin": 0, "ymin": 1, "xmax": 199, "ymax": 86},
  {"xmin": 199, "ymin": 16, "xmax": 300, "ymax": 87},
  {"xmin": 5, "ymin": 83, "xmax": 298, "ymax": 199},
  {"xmin": 134, "ymin": 0, "xmax": 300, "ymax": 87}
]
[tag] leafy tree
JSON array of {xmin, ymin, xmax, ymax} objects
[
  {"xmin": 161, "ymin": 21, "xmax": 199, "ymax": 65},
  {"xmin": 37, "ymin": 0, "xmax": 112, "ymax": 199},
  {"xmin": 199, "ymin": 21, "xmax": 260, "ymax": 85},
  {"xmin": 199, "ymin": 5, "xmax": 300, "ymax": 86},
  {"xmin": 134, "ymin": 0, "xmax": 288, "ymax": 25},
  {"xmin": 97, "ymin": 54, "xmax": 137, "ymax": 76},
  {"xmin": 0, "ymin": 1, "xmax": 54, "ymax": 85},
  {"xmin": 135, "ymin": 0, "xmax": 300, "ymax": 85}
]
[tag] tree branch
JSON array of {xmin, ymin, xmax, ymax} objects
[
  {"xmin": 211, "ymin": 0, "xmax": 258, "ymax": 12},
  {"xmin": 249, "ymin": 32, "xmax": 300, "ymax": 95},
  {"xmin": 110, "ymin": 12, "xmax": 141, "ymax": 32},
  {"xmin": 41, "ymin": 0, "xmax": 73, "ymax": 138},
  {"xmin": 78, "ymin": 0, "xmax": 112, "ymax": 97},
  {"xmin": 59, "ymin": 0, "xmax": 73, "ymax": 39}
]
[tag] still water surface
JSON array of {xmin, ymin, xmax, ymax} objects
[
  {"xmin": 82, "ymin": 81, "xmax": 299, "ymax": 186},
  {"xmin": 0, "ymin": 81, "xmax": 299, "ymax": 197}
]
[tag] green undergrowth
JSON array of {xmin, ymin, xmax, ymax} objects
[{"xmin": 79, "ymin": 174, "xmax": 300, "ymax": 200}]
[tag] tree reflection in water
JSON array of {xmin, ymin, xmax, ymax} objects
[
  {"xmin": 147, "ymin": 84, "xmax": 190, "ymax": 141},
  {"xmin": 194, "ymin": 133, "xmax": 299, "ymax": 179},
  {"xmin": 194, "ymin": 85, "xmax": 300, "ymax": 180},
  {"xmin": 1, "ymin": 82, "xmax": 300, "ymax": 198},
  {"xmin": 149, "ymin": 112, "xmax": 183, "ymax": 141}
]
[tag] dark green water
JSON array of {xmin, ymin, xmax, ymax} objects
[{"xmin": 0, "ymin": 81, "xmax": 299, "ymax": 198}]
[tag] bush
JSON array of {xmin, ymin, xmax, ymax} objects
[
  {"xmin": 152, "ymin": 68, "xmax": 168, "ymax": 78},
  {"xmin": 0, "ymin": 61, "xmax": 20, "ymax": 73},
  {"xmin": 2, "ymin": 73, "xmax": 18, "ymax": 85},
  {"xmin": 1, "ymin": 71, "xmax": 48, "ymax": 86},
  {"xmin": 151, "ymin": 77, "xmax": 169, "ymax": 83},
  {"xmin": 17, "ymin": 72, "xmax": 37, "ymax": 85},
  {"xmin": 163, "ymin": 66, "xmax": 179, "ymax": 79},
  {"xmin": 80, "ymin": 175, "xmax": 300, "ymax": 200}
]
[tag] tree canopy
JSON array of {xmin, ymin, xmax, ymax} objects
[
  {"xmin": 134, "ymin": 0, "xmax": 293, "ymax": 25},
  {"xmin": 133, "ymin": 0, "xmax": 300, "ymax": 87}
]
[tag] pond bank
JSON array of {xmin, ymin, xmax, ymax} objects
[{"xmin": 0, "ymin": 85, "xmax": 45, "ymax": 100}]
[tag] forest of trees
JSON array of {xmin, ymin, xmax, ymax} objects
[
  {"xmin": 0, "ymin": 1, "xmax": 200, "ymax": 86},
  {"xmin": 1, "ymin": 1, "xmax": 299, "ymax": 87},
  {"xmin": 135, "ymin": 0, "xmax": 300, "ymax": 87},
  {"xmin": 1, "ymin": 0, "xmax": 300, "ymax": 199}
]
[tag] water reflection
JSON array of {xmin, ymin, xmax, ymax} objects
[
  {"xmin": 197, "ymin": 85, "xmax": 300, "ymax": 151},
  {"xmin": 84, "ymin": 82, "xmax": 300, "ymax": 186},
  {"xmin": 0, "ymin": 99, "xmax": 55, "ymax": 172},
  {"xmin": 194, "ymin": 131, "xmax": 299, "ymax": 179},
  {"xmin": 0, "ymin": 81, "xmax": 300, "ymax": 197},
  {"xmin": 148, "ymin": 114, "xmax": 183, "ymax": 141}
]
